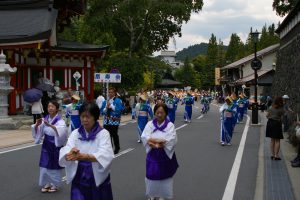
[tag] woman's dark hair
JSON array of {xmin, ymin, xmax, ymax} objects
[
  {"xmin": 48, "ymin": 100, "xmax": 59, "ymax": 110},
  {"xmin": 154, "ymin": 103, "xmax": 168, "ymax": 115},
  {"xmin": 272, "ymin": 96, "xmax": 284, "ymax": 108},
  {"xmin": 79, "ymin": 101, "xmax": 100, "ymax": 122}
]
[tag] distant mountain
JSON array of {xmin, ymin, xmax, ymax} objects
[{"xmin": 176, "ymin": 43, "xmax": 209, "ymax": 61}]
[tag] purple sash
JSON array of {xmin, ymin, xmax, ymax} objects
[
  {"xmin": 78, "ymin": 122, "xmax": 103, "ymax": 141},
  {"xmin": 146, "ymin": 148, "xmax": 178, "ymax": 180},
  {"xmin": 40, "ymin": 134, "xmax": 63, "ymax": 169},
  {"xmin": 152, "ymin": 118, "xmax": 170, "ymax": 133},
  {"xmin": 71, "ymin": 161, "xmax": 113, "ymax": 200},
  {"xmin": 44, "ymin": 114, "xmax": 61, "ymax": 125}
]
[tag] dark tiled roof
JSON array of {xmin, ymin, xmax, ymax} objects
[
  {"xmin": 0, "ymin": 7, "xmax": 57, "ymax": 43},
  {"xmin": 0, "ymin": 0, "xmax": 51, "ymax": 10},
  {"xmin": 276, "ymin": 0, "xmax": 300, "ymax": 33},
  {"xmin": 53, "ymin": 40, "xmax": 109, "ymax": 52},
  {"xmin": 222, "ymin": 44, "xmax": 279, "ymax": 70}
]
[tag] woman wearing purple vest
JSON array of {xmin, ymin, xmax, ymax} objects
[
  {"xmin": 141, "ymin": 103, "xmax": 179, "ymax": 200},
  {"xmin": 59, "ymin": 102, "xmax": 114, "ymax": 200},
  {"xmin": 32, "ymin": 100, "xmax": 68, "ymax": 193}
]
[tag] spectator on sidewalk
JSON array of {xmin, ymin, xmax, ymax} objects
[
  {"xmin": 291, "ymin": 119, "xmax": 300, "ymax": 167},
  {"xmin": 32, "ymin": 100, "xmax": 68, "ymax": 193},
  {"xmin": 266, "ymin": 96, "xmax": 285, "ymax": 160},
  {"xmin": 59, "ymin": 102, "xmax": 114, "ymax": 199},
  {"xmin": 141, "ymin": 103, "xmax": 178, "ymax": 200},
  {"xmin": 96, "ymin": 93, "xmax": 105, "ymax": 114},
  {"xmin": 282, "ymin": 95, "xmax": 294, "ymax": 132},
  {"xmin": 31, "ymin": 99, "xmax": 44, "ymax": 124}
]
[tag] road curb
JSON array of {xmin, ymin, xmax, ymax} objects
[{"xmin": 0, "ymin": 139, "xmax": 34, "ymax": 150}]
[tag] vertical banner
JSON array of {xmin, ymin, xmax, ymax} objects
[{"xmin": 215, "ymin": 67, "xmax": 221, "ymax": 86}]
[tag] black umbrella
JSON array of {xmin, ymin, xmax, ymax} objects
[
  {"xmin": 35, "ymin": 83, "xmax": 56, "ymax": 93},
  {"xmin": 23, "ymin": 88, "xmax": 43, "ymax": 103}
]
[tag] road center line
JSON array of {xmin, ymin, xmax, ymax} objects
[
  {"xmin": 175, "ymin": 124, "xmax": 188, "ymax": 132},
  {"xmin": 197, "ymin": 115, "xmax": 204, "ymax": 119},
  {"xmin": 222, "ymin": 115, "xmax": 250, "ymax": 200}
]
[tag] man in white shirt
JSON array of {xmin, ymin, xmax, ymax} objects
[{"xmin": 96, "ymin": 93, "xmax": 105, "ymax": 111}]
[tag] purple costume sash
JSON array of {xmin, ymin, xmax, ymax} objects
[
  {"xmin": 39, "ymin": 114, "xmax": 63, "ymax": 170},
  {"xmin": 78, "ymin": 122, "xmax": 103, "ymax": 141},
  {"xmin": 71, "ymin": 161, "xmax": 113, "ymax": 200},
  {"xmin": 146, "ymin": 118, "xmax": 179, "ymax": 180}
]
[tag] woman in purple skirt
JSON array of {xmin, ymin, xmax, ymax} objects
[
  {"xmin": 59, "ymin": 102, "xmax": 114, "ymax": 200},
  {"xmin": 141, "ymin": 103, "xmax": 179, "ymax": 200},
  {"xmin": 32, "ymin": 100, "xmax": 68, "ymax": 193}
]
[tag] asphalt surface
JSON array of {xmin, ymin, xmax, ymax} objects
[{"xmin": 0, "ymin": 103, "xmax": 260, "ymax": 200}]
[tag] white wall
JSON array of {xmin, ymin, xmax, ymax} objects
[{"xmin": 242, "ymin": 52, "xmax": 276, "ymax": 77}]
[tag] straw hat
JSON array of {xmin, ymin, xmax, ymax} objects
[
  {"xmin": 71, "ymin": 94, "xmax": 80, "ymax": 101},
  {"xmin": 225, "ymin": 96, "xmax": 233, "ymax": 103},
  {"xmin": 139, "ymin": 94, "xmax": 148, "ymax": 101},
  {"xmin": 282, "ymin": 95, "xmax": 289, "ymax": 99}
]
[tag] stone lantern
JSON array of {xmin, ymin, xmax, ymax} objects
[{"xmin": 0, "ymin": 50, "xmax": 20, "ymax": 129}]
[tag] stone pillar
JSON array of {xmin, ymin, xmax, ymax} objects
[{"xmin": 0, "ymin": 50, "xmax": 21, "ymax": 129}]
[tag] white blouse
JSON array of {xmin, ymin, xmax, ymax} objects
[
  {"xmin": 59, "ymin": 128, "xmax": 114, "ymax": 187},
  {"xmin": 141, "ymin": 120, "xmax": 177, "ymax": 159}
]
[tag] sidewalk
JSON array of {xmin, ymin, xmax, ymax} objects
[
  {"xmin": 0, "ymin": 114, "xmax": 133, "ymax": 149},
  {"xmin": 257, "ymin": 112, "xmax": 300, "ymax": 200}
]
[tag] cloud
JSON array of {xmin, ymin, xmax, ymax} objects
[{"xmin": 166, "ymin": 0, "xmax": 283, "ymax": 52}]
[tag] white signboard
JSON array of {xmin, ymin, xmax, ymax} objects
[
  {"xmin": 94, "ymin": 73, "xmax": 121, "ymax": 83},
  {"xmin": 73, "ymin": 71, "xmax": 81, "ymax": 81}
]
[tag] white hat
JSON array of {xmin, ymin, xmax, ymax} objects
[{"xmin": 282, "ymin": 95, "xmax": 289, "ymax": 99}]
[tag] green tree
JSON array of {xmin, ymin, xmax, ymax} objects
[
  {"xmin": 174, "ymin": 58, "xmax": 199, "ymax": 88},
  {"xmin": 74, "ymin": 0, "xmax": 204, "ymax": 57},
  {"xmin": 225, "ymin": 33, "xmax": 245, "ymax": 63},
  {"xmin": 273, "ymin": 0, "xmax": 298, "ymax": 16}
]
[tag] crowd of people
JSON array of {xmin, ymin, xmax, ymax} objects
[{"xmin": 29, "ymin": 85, "xmax": 299, "ymax": 199}]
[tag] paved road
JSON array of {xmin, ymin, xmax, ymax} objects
[{"xmin": 0, "ymin": 103, "xmax": 260, "ymax": 200}]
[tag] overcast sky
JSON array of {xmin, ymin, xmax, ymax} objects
[{"xmin": 159, "ymin": 0, "xmax": 283, "ymax": 54}]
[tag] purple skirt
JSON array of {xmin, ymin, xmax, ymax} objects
[
  {"xmin": 71, "ymin": 161, "xmax": 113, "ymax": 200},
  {"xmin": 39, "ymin": 134, "xmax": 63, "ymax": 170},
  {"xmin": 146, "ymin": 148, "xmax": 179, "ymax": 180}
]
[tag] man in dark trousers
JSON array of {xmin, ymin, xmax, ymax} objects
[{"xmin": 103, "ymin": 87, "xmax": 123, "ymax": 154}]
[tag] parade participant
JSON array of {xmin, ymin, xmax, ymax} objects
[
  {"xmin": 65, "ymin": 94, "xmax": 82, "ymax": 133},
  {"xmin": 266, "ymin": 97, "xmax": 285, "ymax": 160},
  {"xmin": 136, "ymin": 94, "xmax": 153, "ymax": 143},
  {"xmin": 31, "ymin": 99, "xmax": 44, "ymax": 124},
  {"xmin": 165, "ymin": 91, "xmax": 178, "ymax": 123},
  {"xmin": 141, "ymin": 103, "xmax": 179, "ymax": 200},
  {"xmin": 103, "ymin": 87, "xmax": 123, "ymax": 154},
  {"xmin": 230, "ymin": 93, "xmax": 239, "ymax": 127},
  {"xmin": 63, "ymin": 88, "xmax": 74, "ymax": 105},
  {"xmin": 219, "ymin": 97, "xmax": 237, "ymax": 146},
  {"xmin": 32, "ymin": 100, "xmax": 68, "ymax": 193},
  {"xmin": 236, "ymin": 93, "xmax": 247, "ymax": 123},
  {"xmin": 182, "ymin": 92, "xmax": 194, "ymax": 123},
  {"xmin": 59, "ymin": 102, "xmax": 114, "ymax": 199},
  {"xmin": 200, "ymin": 94, "xmax": 209, "ymax": 114}
]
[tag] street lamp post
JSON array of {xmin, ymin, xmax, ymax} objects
[{"xmin": 250, "ymin": 29, "xmax": 262, "ymax": 124}]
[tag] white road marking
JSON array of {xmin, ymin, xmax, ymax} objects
[
  {"xmin": 222, "ymin": 115, "xmax": 250, "ymax": 200},
  {"xmin": 175, "ymin": 124, "xmax": 188, "ymax": 132},
  {"xmin": 62, "ymin": 176, "xmax": 67, "ymax": 182},
  {"xmin": 115, "ymin": 148, "xmax": 135, "ymax": 158},
  {"xmin": 0, "ymin": 144, "xmax": 39, "ymax": 155},
  {"xmin": 197, "ymin": 115, "xmax": 204, "ymax": 119}
]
